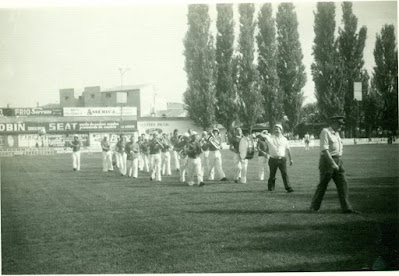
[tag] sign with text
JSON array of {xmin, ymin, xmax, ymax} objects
[
  {"xmin": 63, "ymin": 107, "xmax": 137, "ymax": 117},
  {"xmin": 0, "ymin": 121, "xmax": 137, "ymax": 134},
  {"xmin": 0, "ymin": 108, "xmax": 63, "ymax": 116}
]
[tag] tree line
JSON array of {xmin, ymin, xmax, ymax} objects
[{"xmin": 183, "ymin": 2, "xmax": 398, "ymax": 137}]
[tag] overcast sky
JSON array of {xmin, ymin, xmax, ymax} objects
[{"xmin": 0, "ymin": 0, "xmax": 397, "ymax": 108}]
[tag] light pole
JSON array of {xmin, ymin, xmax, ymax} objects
[{"xmin": 118, "ymin": 67, "xmax": 130, "ymax": 89}]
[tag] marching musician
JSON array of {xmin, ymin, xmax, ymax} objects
[
  {"xmin": 125, "ymin": 135, "xmax": 140, "ymax": 178},
  {"xmin": 149, "ymin": 132, "xmax": 163, "ymax": 182},
  {"xmin": 174, "ymin": 133, "xmax": 190, "ymax": 183},
  {"xmin": 264, "ymin": 123, "xmax": 294, "ymax": 193},
  {"xmin": 170, "ymin": 129, "xmax": 180, "ymax": 172},
  {"xmin": 200, "ymin": 131, "xmax": 210, "ymax": 178},
  {"xmin": 161, "ymin": 133, "xmax": 172, "ymax": 176},
  {"xmin": 207, "ymin": 128, "xmax": 228, "ymax": 181},
  {"xmin": 69, "ymin": 134, "xmax": 82, "ymax": 171},
  {"xmin": 101, "ymin": 136, "xmax": 113, "ymax": 172},
  {"xmin": 229, "ymin": 127, "xmax": 244, "ymax": 183},
  {"xmin": 115, "ymin": 134, "xmax": 127, "ymax": 176},
  {"xmin": 257, "ymin": 130, "xmax": 270, "ymax": 181},
  {"xmin": 186, "ymin": 131, "xmax": 205, "ymax": 186},
  {"xmin": 138, "ymin": 133, "xmax": 150, "ymax": 173}
]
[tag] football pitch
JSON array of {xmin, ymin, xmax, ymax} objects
[{"xmin": 1, "ymin": 144, "xmax": 398, "ymax": 274}]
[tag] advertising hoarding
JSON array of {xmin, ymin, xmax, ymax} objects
[{"xmin": 63, "ymin": 107, "xmax": 137, "ymax": 117}]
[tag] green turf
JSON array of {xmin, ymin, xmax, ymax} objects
[{"xmin": 1, "ymin": 144, "xmax": 398, "ymax": 273}]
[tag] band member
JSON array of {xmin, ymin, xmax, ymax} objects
[
  {"xmin": 69, "ymin": 134, "xmax": 82, "ymax": 171},
  {"xmin": 230, "ymin": 127, "xmax": 244, "ymax": 183},
  {"xmin": 114, "ymin": 136, "xmax": 120, "ymax": 168},
  {"xmin": 161, "ymin": 133, "xmax": 172, "ymax": 176},
  {"xmin": 304, "ymin": 132, "xmax": 310, "ymax": 151},
  {"xmin": 101, "ymin": 136, "xmax": 113, "ymax": 172},
  {"xmin": 115, "ymin": 134, "xmax": 127, "ymax": 176},
  {"xmin": 125, "ymin": 135, "xmax": 140, "ymax": 178},
  {"xmin": 174, "ymin": 133, "xmax": 190, "ymax": 182},
  {"xmin": 138, "ymin": 133, "xmax": 150, "ymax": 173},
  {"xmin": 170, "ymin": 129, "xmax": 180, "ymax": 172},
  {"xmin": 257, "ymin": 130, "xmax": 269, "ymax": 181},
  {"xmin": 200, "ymin": 130, "xmax": 210, "ymax": 177},
  {"xmin": 264, "ymin": 123, "xmax": 294, "ymax": 192},
  {"xmin": 149, "ymin": 132, "xmax": 163, "ymax": 182},
  {"xmin": 186, "ymin": 131, "xmax": 205, "ymax": 186},
  {"xmin": 207, "ymin": 128, "xmax": 227, "ymax": 181}
]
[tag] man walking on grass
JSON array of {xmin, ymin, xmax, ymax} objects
[{"xmin": 310, "ymin": 115, "xmax": 359, "ymax": 214}]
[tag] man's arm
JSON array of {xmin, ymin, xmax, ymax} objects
[{"xmin": 322, "ymin": 149, "xmax": 339, "ymax": 169}]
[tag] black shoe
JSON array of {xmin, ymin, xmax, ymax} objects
[
  {"xmin": 73, "ymin": 168, "xmax": 76, "ymax": 171},
  {"xmin": 343, "ymin": 209, "xmax": 361, "ymax": 214},
  {"xmin": 199, "ymin": 182, "xmax": 205, "ymax": 187},
  {"xmin": 150, "ymin": 177, "xmax": 153, "ymax": 181},
  {"xmin": 220, "ymin": 177, "xmax": 228, "ymax": 181},
  {"xmin": 309, "ymin": 207, "xmax": 318, "ymax": 213},
  {"xmin": 287, "ymin": 188, "xmax": 294, "ymax": 193}
]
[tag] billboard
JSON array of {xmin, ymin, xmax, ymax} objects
[
  {"xmin": 0, "ymin": 108, "xmax": 63, "ymax": 117},
  {"xmin": 63, "ymin": 107, "xmax": 137, "ymax": 117},
  {"xmin": 0, "ymin": 121, "xmax": 137, "ymax": 134}
]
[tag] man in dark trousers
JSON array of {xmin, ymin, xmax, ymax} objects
[{"xmin": 310, "ymin": 115, "xmax": 359, "ymax": 214}]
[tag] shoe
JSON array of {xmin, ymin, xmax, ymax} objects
[
  {"xmin": 176, "ymin": 169, "xmax": 180, "ymax": 172},
  {"xmin": 309, "ymin": 207, "xmax": 318, "ymax": 213},
  {"xmin": 343, "ymin": 209, "xmax": 361, "ymax": 214},
  {"xmin": 199, "ymin": 182, "xmax": 205, "ymax": 187},
  {"xmin": 108, "ymin": 170, "xmax": 113, "ymax": 172},
  {"xmin": 73, "ymin": 168, "xmax": 76, "ymax": 171},
  {"xmin": 220, "ymin": 177, "xmax": 228, "ymax": 181},
  {"xmin": 150, "ymin": 177, "xmax": 153, "ymax": 181},
  {"xmin": 287, "ymin": 188, "xmax": 294, "ymax": 193}
]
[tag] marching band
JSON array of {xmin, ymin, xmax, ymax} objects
[{"xmin": 72, "ymin": 125, "xmax": 295, "ymax": 189}]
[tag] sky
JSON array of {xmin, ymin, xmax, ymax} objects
[{"xmin": 0, "ymin": 0, "xmax": 397, "ymax": 108}]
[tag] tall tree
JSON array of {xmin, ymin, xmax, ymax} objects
[
  {"xmin": 257, "ymin": 3, "xmax": 283, "ymax": 128},
  {"xmin": 215, "ymin": 3, "xmax": 237, "ymax": 132},
  {"xmin": 183, "ymin": 4, "xmax": 216, "ymax": 130},
  {"xmin": 373, "ymin": 24, "xmax": 398, "ymax": 134},
  {"xmin": 337, "ymin": 1, "xmax": 367, "ymax": 137},
  {"xmin": 364, "ymin": 77, "xmax": 384, "ymax": 137},
  {"xmin": 311, "ymin": 2, "xmax": 345, "ymax": 120},
  {"xmin": 236, "ymin": 3, "xmax": 264, "ymax": 132},
  {"xmin": 276, "ymin": 3, "xmax": 307, "ymax": 131}
]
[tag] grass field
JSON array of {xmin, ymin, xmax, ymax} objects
[{"xmin": 1, "ymin": 144, "xmax": 398, "ymax": 274}]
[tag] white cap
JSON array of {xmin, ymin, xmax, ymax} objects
[
  {"xmin": 74, "ymin": 134, "xmax": 78, "ymax": 138},
  {"xmin": 183, "ymin": 132, "xmax": 190, "ymax": 137},
  {"xmin": 274, "ymin": 124, "xmax": 283, "ymax": 131},
  {"xmin": 191, "ymin": 131, "xmax": 198, "ymax": 136}
]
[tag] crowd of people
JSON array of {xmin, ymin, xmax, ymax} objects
[{"xmin": 68, "ymin": 115, "xmax": 359, "ymax": 213}]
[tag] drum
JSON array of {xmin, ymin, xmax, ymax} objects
[{"xmin": 239, "ymin": 137, "xmax": 255, "ymax": 160}]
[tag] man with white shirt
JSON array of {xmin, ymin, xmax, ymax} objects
[
  {"xmin": 310, "ymin": 115, "xmax": 358, "ymax": 214},
  {"xmin": 265, "ymin": 123, "xmax": 294, "ymax": 192}
]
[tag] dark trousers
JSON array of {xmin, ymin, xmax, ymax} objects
[
  {"xmin": 268, "ymin": 157, "xmax": 291, "ymax": 191},
  {"xmin": 310, "ymin": 155, "xmax": 352, "ymax": 212}
]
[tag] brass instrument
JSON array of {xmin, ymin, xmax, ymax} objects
[
  {"xmin": 208, "ymin": 133, "xmax": 221, "ymax": 150},
  {"xmin": 179, "ymin": 144, "xmax": 188, "ymax": 158}
]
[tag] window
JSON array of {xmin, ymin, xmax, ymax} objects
[
  {"xmin": 65, "ymin": 96, "xmax": 69, "ymax": 100},
  {"xmin": 91, "ymin": 94, "xmax": 95, "ymax": 99},
  {"xmin": 106, "ymin": 93, "xmax": 111, "ymax": 98}
]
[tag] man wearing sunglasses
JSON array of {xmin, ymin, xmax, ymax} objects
[{"xmin": 310, "ymin": 115, "xmax": 359, "ymax": 214}]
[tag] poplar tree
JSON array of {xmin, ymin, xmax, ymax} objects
[
  {"xmin": 257, "ymin": 3, "xmax": 283, "ymax": 128},
  {"xmin": 373, "ymin": 24, "xmax": 398, "ymax": 134},
  {"xmin": 311, "ymin": 2, "xmax": 345, "ymax": 120},
  {"xmin": 337, "ymin": 2, "xmax": 367, "ymax": 137},
  {"xmin": 276, "ymin": 3, "xmax": 307, "ymax": 131},
  {"xmin": 236, "ymin": 3, "xmax": 264, "ymax": 133},
  {"xmin": 215, "ymin": 3, "xmax": 237, "ymax": 132},
  {"xmin": 183, "ymin": 4, "xmax": 216, "ymax": 130}
]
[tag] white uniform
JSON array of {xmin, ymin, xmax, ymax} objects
[
  {"xmin": 70, "ymin": 137, "xmax": 81, "ymax": 171},
  {"xmin": 101, "ymin": 138, "xmax": 113, "ymax": 172},
  {"xmin": 207, "ymin": 134, "xmax": 226, "ymax": 180}
]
